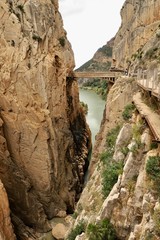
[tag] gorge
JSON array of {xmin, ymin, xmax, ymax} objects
[{"xmin": 0, "ymin": 0, "xmax": 160, "ymax": 240}]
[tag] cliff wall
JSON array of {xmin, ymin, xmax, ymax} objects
[
  {"xmin": 66, "ymin": 1, "xmax": 160, "ymax": 239},
  {"xmin": 113, "ymin": 0, "xmax": 160, "ymax": 69},
  {"xmin": 0, "ymin": 0, "xmax": 91, "ymax": 236}
]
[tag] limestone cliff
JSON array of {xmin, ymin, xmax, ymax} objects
[
  {"xmin": 65, "ymin": 1, "xmax": 160, "ymax": 240},
  {"xmin": 0, "ymin": 0, "xmax": 91, "ymax": 237},
  {"xmin": 113, "ymin": 0, "xmax": 160, "ymax": 70}
]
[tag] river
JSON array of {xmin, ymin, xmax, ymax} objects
[{"xmin": 79, "ymin": 89, "xmax": 106, "ymax": 145}]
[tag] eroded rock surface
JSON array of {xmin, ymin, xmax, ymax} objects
[
  {"xmin": 0, "ymin": 0, "xmax": 91, "ymax": 235},
  {"xmin": 0, "ymin": 180, "xmax": 16, "ymax": 240}
]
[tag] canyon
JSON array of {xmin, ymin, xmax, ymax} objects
[{"xmin": 0, "ymin": 0, "xmax": 160, "ymax": 240}]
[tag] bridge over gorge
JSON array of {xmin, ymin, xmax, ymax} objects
[{"xmin": 67, "ymin": 71, "xmax": 124, "ymax": 83}]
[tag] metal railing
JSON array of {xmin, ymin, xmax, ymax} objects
[{"xmin": 137, "ymin": 68, "xmax": 160, "ymax": 98}]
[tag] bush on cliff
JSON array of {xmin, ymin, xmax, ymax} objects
[
  {"xmin": 67, "ymin": 220, "xmax": 86, "ymax": 240},
  {"xmin": 146, "ymin": 156, "xmax": 160, "ymax": 194},
  {"xmin": 100, "ymin": 125, "xmax": 123, "ymax": 198},
  {"xmin": 122, "ymin": 103, "xmax": 135, "ymax": 121},
  {"xmin": 87, "ymin": 219, "xmax": 119, "ymax": 240}
]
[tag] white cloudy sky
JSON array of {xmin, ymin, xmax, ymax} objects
[{"xmin": 59, "ymin": 0, "xmax": 125, "ymax": 68}]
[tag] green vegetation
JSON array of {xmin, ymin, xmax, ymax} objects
[
  {"xmin": 145, "ymin": 47, "xmax": 158, "ymax": 59},
  {"xmin": 132, "ymin": 120, "xmax": 145, "ymax": 146},
  {"xmin": 122, "ymin": 104, "xmax": 135, "ymax": 121},
  {"xmin": 131, "ymin": 48, "xmax": 143, "ymax": 61},
  {"xmin": 153, "ymin": 206, "xmax": 160, "ymax": 235},
  {"xmin": 150, "ymin": 142, "xmax": 158, "ymax": 150},
  {"xmin": 81, "ymin": 78, "xmax": 108, "ymax": 100},
  {"xmin": 145, "ymin": 233, "xmax": 155, "ymax": 240},
  {"xmin": 80, "ymin": 101, "xmax": 88, "ymax": 114},
  {"xmin": 146, "ymin": 156, "xmax": 160, "ymax": 194},
  {"xmin": 72, "ymin": 211, "xmax": 78, "ymax": 219},
  {"xmin": 87, "ymin": 219, "xmax": 118, "ymax": 240},
  {"xmin": 106, "ymin": 125, "xmax": 121, "ymax": 149},
  {"xmin": 32, "ymin": 34, "xmax": 42, "ymax": 42},
  {"xmin": 98, "ymin": 45, "xmax": 112, "ymax": 57},
  {"xmin": 146, "ymin": 156, "xmax": 160, "ymax": 182},
  {"xmin": 17, "ymin": 4, "xmax": 25, "ymax": 13},
  {"xmin": 67, "ymin": 221, "xmax": 86, "ymax": 240},
  {"xmin": 59, "ymin": 37, "xmax": 65, "ymax": 47},
  {"xmin": 100, "ymin": 125, "xmax": 123, "ymax": 198},
  {"xmin": 77, "ymin": 60, "xmax": 111, "ymax": 72},
  {"xmin": 102, "ymin": 161, "xmax": 123, "ymax": 198}
]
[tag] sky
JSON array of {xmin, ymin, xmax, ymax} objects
[{"xmin": 59, "ymin": 0, "xmax": 125, "ymax": 68}]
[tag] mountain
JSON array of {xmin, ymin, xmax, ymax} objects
[{"xmin": 76, "ymin": 38, "xmax": 114, "ymax": 72}]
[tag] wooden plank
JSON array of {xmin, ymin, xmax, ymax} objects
[{"xmin": 133, "ymin": 93, "xmax": 160, "ymax": 141}]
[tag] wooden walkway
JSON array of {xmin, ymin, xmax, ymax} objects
[{"xmin": 133, "ymin": 92, "xmax": 160, "ymax": 142}]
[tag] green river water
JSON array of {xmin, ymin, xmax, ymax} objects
[{"xmin": 79, "ymin": 88, "xmax": 106, "ymax": 145}]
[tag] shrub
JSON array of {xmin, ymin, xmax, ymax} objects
[
  {"xmin": 146, "ymin": 156, "xmax": 160, "ymax": 181},
  {"xmin": 80, "ymin": 101, "xmax": 88, "ymax": 114},
  {"xmin": 150, "ymin": 142, "xmax": 158, "ymax": 150},
  {"xmin": 102, "ymin": 161, "xmax": 123, "ymax": 198},
  {"xmin": 72, "ymin": 211, "xmax": 78, "ymax": 219},
  {"xmin": 32, "ymin": 34, "xmax": 42, "ymax": 42},
  {"xmin": 106, "ymin": 125, "xmax": 121, "ymax": 148},
  {"xmin": 146, "ymin": 156, "xmax": 160, "ymax": 195},
  {"xmin": 59, "ymin": 37, "xmax": 65, "ymax": 47},
  {"xmin": 100, "ymin": 126, "xmax": 122, "ymax": 198},
  {"xmin": 145, "ymin": 47, "xmax": 158, "ymax": 59},
  {"xmin": 122, "ymin": 104, "xmax": 135, "ymax": 121},
  {"xmin": 100, "ymin": 151, "xmax": 113, "ymax": 165},
  {"xmin": 17, "ymin": 4, "xmax": 25, "ymax": 13},
  {"xmin": 132, "ymin": 120, "xmax": 145, "ymax": 146},
  {"xmin": 67, "ymin": 221, "xmax": 86, "ymax": 240},
  {"xmin": 153, "ymin": 206, "xmax": 160, "ymax": 235},
  {"xmin": 87, "ymin": 219, "xmax": 119, "ymax": 240}
]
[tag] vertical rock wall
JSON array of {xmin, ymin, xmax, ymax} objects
[
  {"xmin": 0, "ymin": 0, "xmax": 91, "ymax": 233},
  {"xmin": 113, "ymin": 0, "xmax": 160, "ymax": 69},
  {"xmin": 0, "ymin": 180, "xmax": 15, "ymax": 240}
]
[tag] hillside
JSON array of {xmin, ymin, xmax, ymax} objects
[{"xmin": 77, "ymin": 38, "xmax": 114, "ymax": 72}]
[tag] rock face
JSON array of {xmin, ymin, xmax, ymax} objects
[
  {"xmin": 113, "ymin": 0, "xmax": 160, "ymax": 69},
  {"xmin": 0, "ymin": 180, "xmax": 16, "ymax": 240},
  {"xmin": 0, "ymin": 0, "xmax": 91, "ymax": 235},
  {"xmin": 65, "ymin": 1, "xmax": 160, "ymax": 239}
]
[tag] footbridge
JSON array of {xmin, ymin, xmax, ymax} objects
[{"xmin": 68, "ymin": 71, "xmax": 123, "ymax": 83}]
